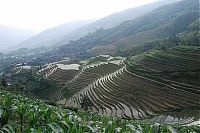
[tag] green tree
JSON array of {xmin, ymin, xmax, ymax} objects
[
  {"xmin": 1, "ymin": 78, "xmax": 7, "ymax": 87},
  {"xmin": 80, "ymin": 96, "xmax": 93, "ymax": 111}
]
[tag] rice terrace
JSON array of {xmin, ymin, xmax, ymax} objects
[{"xmin": 0, "ymin": 0, "xmax": 199, "ymax": 132}]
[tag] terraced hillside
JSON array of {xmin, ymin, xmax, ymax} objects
[
  {"xmin": 62, "ymin": 63, "xmax": 122, "ymax": 99},
  {"xmin": 126, "ymin": 46, "xmax": 200, "ymax": 94},
  {"xmin": 61, "ymin": 46, "xmax": 200, "ymax": 121},
  {"xmin": 38, "ymin": 64, "xmax": 79, "ymax": 100},
  {"xmin": 39, "ymin": 61, "xmax": 122, "ymax": 101},
  {"xmin": 40, "ymin": 65, "xmax": 78, "ymax": 87}
]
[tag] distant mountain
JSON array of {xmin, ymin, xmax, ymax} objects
[
  {"xmin": 90, "ymin": 0, "xmax": 199, "ymax": 55},
  {"xmin": 58, "ymin": 0, "xmax": 181, "ymax": 45},
  {"xmin": 14, "ymin": 20, "xmax": 94, "ymax": 50},
  {"xmin": 0, "ymin": 25, "xmax": 36, "ymax": 52},
  {"xmin": 13, "ymin": 0, "xmax": 180, "ymax": 51},
  {"xmin": 52, "ymin": 0, "xmax": 199, "ymax": 58}
]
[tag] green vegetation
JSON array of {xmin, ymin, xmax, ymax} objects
[
  {"xmin": 63, "ymin": 46, "xmax": 200, "ymax": 121},
  {"xmin": 87, "ymin": 56, "xmax": 109, "ymax": 65},
  {"xmin": 1, "ymin": 47, "xmax": 199, "ymax": 126},
  {"xmin": 126, "ymin": 46, "xmax": 200, "ymax": 93},
  {"xmin": 120, "ymin": 27, "xmax": 199, "ymax": 57},
  {"xmin": 0, "ymin": 89, "xmax": 199, "ymax": 132},
  {"xmin": 80, "ymin": 96, "xmax": 93, "ymax": 111},
  {"xmin": 0, "ymin": 65, "xmax": 58, "ymax": 100},
  {"xmin": 0, "ymin": 0, "xmax": 199, "ymax": 132},
  {"xmin": 3, "ymin": 46, "xmax": 199, "ymax": 123},
  {"xmin": 50, "ymin": 0, "xmax": 199, "ymax": 58}
]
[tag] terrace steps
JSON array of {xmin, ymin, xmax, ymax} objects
[{"xmin": 64, "ymin": 63, "xmax": 200, "ymax": 119}]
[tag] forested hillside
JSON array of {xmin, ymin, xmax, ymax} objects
[
  {"xmin": 11, "ymin": 0, "xmax": 180, "ymax": 52},
  {"xmin": 57, "ymin": 0, "xmax": 180, "ymax": 45},
  {"xmin": 50, "ymin": 0, "xmax": 199, "ymax": 58}
]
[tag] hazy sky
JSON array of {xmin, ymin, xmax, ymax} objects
[{"xmin": 0, "ymin": 0, "xmax": 157, "ymax": 32}]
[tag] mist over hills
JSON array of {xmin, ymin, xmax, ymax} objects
[
  {"xmin": 49, "ymin": 0, "xmax": 198, "ymax": 58},
  {"xmin": 13, "ymin": 20, "xmax": 94, "ymax": 50},
  {"xmin": 0, "ymin": 25, "xmax": 36, "ymax": 52},
  {"xmin": 58, "ymin": 0, "xmax": 181, "ymax": 45},
  {"xmin": 11, "ymin": 0, "xmax": 180, "ymax": 51},
  {"xmin": 89, "ymin": 0, "xmax": 199, "ymax": 55}
]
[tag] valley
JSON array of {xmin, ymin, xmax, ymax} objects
[{"xmin": 0, "ymin": 0, "xmax": 199, "ymax": 132}]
